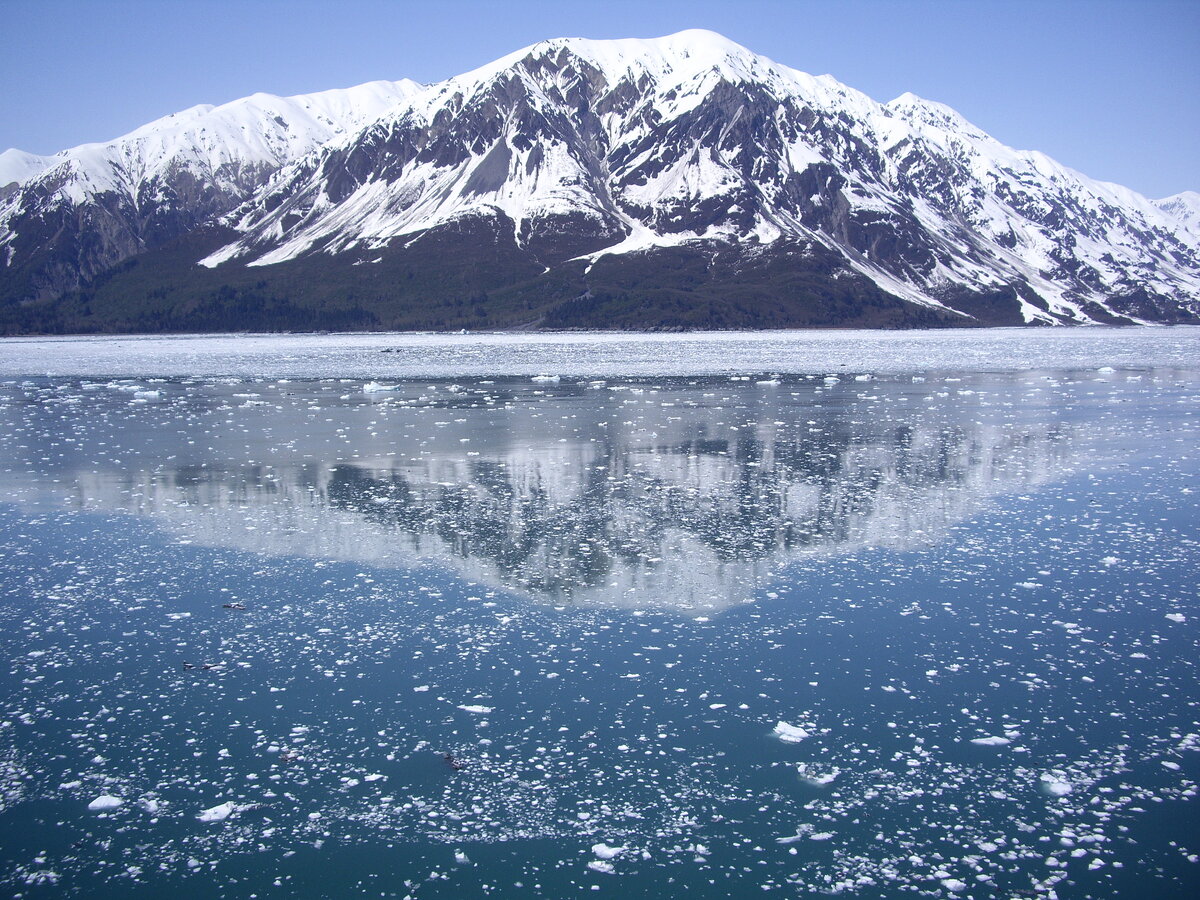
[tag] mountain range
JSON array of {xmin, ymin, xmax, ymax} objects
[{"xmin": 2, "ymin": 30, "xmax": 1198, "ymax": 333}]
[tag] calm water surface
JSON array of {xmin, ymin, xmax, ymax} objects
[{"xmin": 0, "ymin": 334, "xmax": 1197, "ymax": 898}]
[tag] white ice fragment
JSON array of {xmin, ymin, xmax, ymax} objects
[
  {"xmin": 87, "ymin": 794, "xmax": 124, "ymax": 811},
  {"xmin": 592, "ymin": 843, "xmax": 626, "ymax": 859},
  {"xmin": 970, "ymin": 736, "xmax": 1011, "ymax": 746},
  {"xmin": 457, "ymin": 704, "xmax": 494, "ymax": 714},
  {"xmin": 1040, "ymin": 774, "xmax": 1072, "ymax": 796},
  {"xmin": 1165, "ymin": 613, "xmax": 1186, "ymax": 623},
  {"xmin": 197, "ymin": 801, "xmax": 237, "ymax": 822},
  {"xmin": 363, "ymin": 381, "xmax": 398, "ymax": 393},
  {"xmin": 941, "ymin": 878, "xmax": 968, "ymax": 892},
  {"xmin": 772, "ymin": 721, "xmax": 810, "ymax": 743},
  {"xmin": 796, "ymin": 763, "xmax": 839, "ymax": 785},
  {"xmin": 587, "ymin": 860, "xmax": 617, "ymax": 874}
]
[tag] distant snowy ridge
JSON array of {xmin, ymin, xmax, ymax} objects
[
  {"xmin": 2, "ymin": 30, "xmax": 1197, "ymax": 329},
  {"xmin": 0, "ymin": 149, "xmax": 54, "ymax": 192},
  {"xmin": 0, "ymin": 79, "xmax": 421, "ymax": 299},
  {"xmin": 1155, "ymin": 191, "xmax": 1200, "ymax": 234}
]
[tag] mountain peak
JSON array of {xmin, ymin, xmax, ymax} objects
[
  {"xmin": 1155, "ymin": 191, "xmax": 1200, "ymax": 231},
  {"xmin": 2, "ymin": 33, "xmax": 1197, "ymax": 331},
  {"xmin": 885, "ymin": 92, "xmax": 992, "ymax": 142},
  {"xmin": 0, "ymin": 148, "xmax": 54, "ymax": 190}
]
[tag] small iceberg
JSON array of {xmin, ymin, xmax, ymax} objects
[
  {"xmin": 197, "ymin": 801, "xmax": 237, "ymax": 822},
  {"xmin": 773, "ymin": 721, "xmax": 810, "ymax": 743},
  {"xmin": 87, "ymin": 794, "xmax": 124, "ymax": 811},
  {"xmin": 796, "ymin": 763, "xmax": 839, "ymax": 785},
  {"xmin": 363, "ymin": 381, "xmax": 398, "ymax": 393},
  {"xmin": 1040, "ymin": 773, "xmax": 1072, "ymax": 797}
]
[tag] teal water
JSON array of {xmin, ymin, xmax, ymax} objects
[{"xmin": 0, "ymin": 366, "xmax": 1197, "ymax": 898}]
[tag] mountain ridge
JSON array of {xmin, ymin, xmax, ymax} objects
[{"xmin": 2, "ymin": 30, "xmax": 1197, "ymax": 333}]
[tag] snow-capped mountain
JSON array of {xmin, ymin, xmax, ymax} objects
[
  {"xmin": 0, "ymin": 79, "xmax": 420, "ymax": 301},
  {"xmin": 2, "ymin": 30, "xmax": 1197, "ymax": 331},
  {"xmin": 0, "ymin": 149, "xmax": 54, "ymax": 197},
  {"xmin": 1155, "ymin": 191, "xmax": 1200, "ymax": 234}
]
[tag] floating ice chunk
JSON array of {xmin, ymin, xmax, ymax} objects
[
  {"xmin": 796, "ymin": 763, "xmax": 839, "ymax": 785},
  {"xmin": 1162, "ymin": 760, "xmax": 1181, "ymax": 771},
  {"xmin": 88, "ymin": 795, "xmax": 124, "ymax": 811},
  {"xmin": 755, "ymin": 378, "xmax": 780, "ymax": 386},
  {"xmin": 531, "ymin": 374, "xmax": 560, "ymax": 383},
  {"xmin": 592, "ymin": 843, "xmax": 626, "ymax": 860},
  {"xmin": 809, "ymin": 832, "xmax": 834, "ymax": 841},
  {"xmin": 587, "ymin": 860, "xmax": 616, "ymax": 874},
  {"xmin": 970, "ymin": 736, "xmax": 1011, "ymax": 746},
  {"xmin": 454, "ymin": 850, "xmax": 470, "ymax": 865},
  {"xmin": 139, "ymin": 798, "xmax": 160, "ymax": 813},
  {"xmin": 457, "ymin": 704, "xmax": 493, "ymax": 714},
  {"xmin": 1040, "ymin": 774, "xmax": 1072, "ymax": 796},
  {"xmin": 941, "ymin": 878, "xmax": 968, "ymax": 892},
  {"xmin": 363, "ymin": 381, "xmax": 398, "ymax": 393},
  {"xmin": 773, "ymin": 721, "xmax": 810, "ymax": 743},
  {"xmin": 1165, "ymin": 613, "xmax": 1186, "ymax": 623},
  {"xmin": 197, "ymin": 801, "xmax": 237, "ymax": 822}
]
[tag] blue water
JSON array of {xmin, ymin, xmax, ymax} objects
[{"xmin": 0, "ymin": 360, "xmax": 1196, "ymax": 898}]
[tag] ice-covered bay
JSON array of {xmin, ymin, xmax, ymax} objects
[
  {"xmin": 2, "ymin": 326, "xmax": 1199, "ymax": 378},
  {"xmin": 0, "ymin": 336, "xmax": 1197, "ymax": 898}
]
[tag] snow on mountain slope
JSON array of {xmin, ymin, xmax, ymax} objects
[
  {"xmin": 1156, "ymin": 191, "xmax": 1200, "ymax": 233},
  {"xmin": 0, "ymin": 149, "xmax": 54, "ymax": 192},
  {"xmin": 199, "ymin": 30, "xmax": 1200, "ymax": 324},
  {"xmin": 0, "ymin": 79, "xmax": 421, "ymax": 299}
]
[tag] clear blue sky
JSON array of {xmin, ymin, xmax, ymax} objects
[{"xmin": 3, "ymin": 0, "xmax": 1196, "ymax": 198}]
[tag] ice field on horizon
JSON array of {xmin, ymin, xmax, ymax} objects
[
  {"xmin": 0, "ymin": 333, "xmax": 1197, "ymax": 898},
  {"xmin": 2, "ymin": 326, "xmax": 1200, "ymax": 379}
]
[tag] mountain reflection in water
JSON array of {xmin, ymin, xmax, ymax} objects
[{"xmin": 5, "ymin": 373, "xmax": 1099, "ymax": 612}]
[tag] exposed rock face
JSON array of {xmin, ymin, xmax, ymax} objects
[{"xmin": 2, "ymin": 31, "xmax": 1197, "ymax": 331}]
